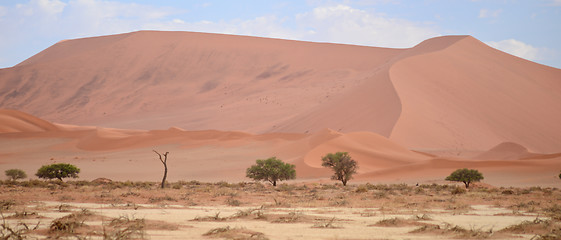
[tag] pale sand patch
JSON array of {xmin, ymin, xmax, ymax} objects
[{"xmin": 6, "ymin": 201, "xmax": 543, "ymax": 240}]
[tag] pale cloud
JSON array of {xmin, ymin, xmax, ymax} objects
[
  {"xmin": 0, "ymin": 0, "xmax": 179, "ymax": 44},
  {"xmin": 0, "ymin": 0, "xmax": 178, "ymax": 67},
  {"xmin": 0, "ymin": 6, "xmax": 6, "ymax": 17},
  {"xmin": 478, "ymin": 8, "xmax": 502, "ymax": 18},
  {"xmin": 549, "ymin": 0, "xmax": 561, "ymax": 6},
  {"xmin": 37, "ymin": 0, "xmax": 66, "ymax": 15},
  {"xmin": 486, "ymin": 39, "xmax": 552, "ymax": 62},
  {"xmin": 295, "ymin": 4, "xmax": 440, "ymax": 48},
  {"xmin": 145, "ymin": 4, "xmax": 439, "ymax": 48}
]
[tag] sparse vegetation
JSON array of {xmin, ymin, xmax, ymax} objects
[
  {"xmin": 104, "ymin": 215, "xmax": 146, "ymax": 239},
  {"xmin": 0, "ymin": 180, "xmax": 559, "ymax": 239},
  {"xmin": 5, "ymin": 169, "xmax": 27, "ymax": 181},
  {"xmin": 321, "ymin": 152, "xmax": 358, "ymax": 186},
  {"xmin": 203, "ymin": 226, "xmax": 268, "ymax": 240},
  {"xmin": 445, "ymin": 168, "xmax": 484, "ymax": 188},
  {"xmin": 246, "ymin": 157, "xmax": 296, "ymax": 186},
  {"xmin": 0, "ymin": 210, "xmax": 40, "ymax": 240},
  {"xmin": 36, "ymin": 163, "xmax": 80, "ymax": 181}
]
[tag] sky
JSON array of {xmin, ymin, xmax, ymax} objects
[{"xmin": 0, "ymin": 0, "xmax": 560, "ymax": 69}]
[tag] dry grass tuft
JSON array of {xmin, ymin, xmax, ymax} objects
[
  {"xmin": 1, "ymin": 210, "xmax": 40, "ymax": 239},
  {"xmin": 203, "ymin": 226, "xmax": 268, "ymax": 240},
  {"xmin": 312, "ymin": 217, "xmax": 342, "ymax": 229},
  {"xmin": 103, "ymin": 215, "xmax": 146, "ymax": 240}
]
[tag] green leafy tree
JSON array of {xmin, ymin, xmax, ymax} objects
[
  {"xmin": 445, "ymin": 168, "xmax": 484, "ymax": 189},
  {"xmin": 36, "ymin": 163, "xmax": 80, "ymax": 181},
  {"xmin": 5, "ymin": 169, "xmax": 27, "ymax": 181},
  {"xmin": 321, "ymin": 152, "xmax": 358, "ymax": 186},
  {"xmin": 246, "ymin": 157, "xmax": 296, "ymax": 186}
]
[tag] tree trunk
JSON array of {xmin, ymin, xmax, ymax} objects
[
  {"xmin": 161, "ymin": 162, "xmax": 167, "ymax": 189},
  {"xmin": 464, "ymin": 181, "xmax": 470, "ymax": 189},
  {"xmin": 273, "ymin": 180, "xmax": 276, "ymax": 186},
  {"xmin": 153, "ymin": 150, "xmax": 169, "ymax": 189},
  {"xmin": 342, "ymin": 179, "xmax": 347, "ymax": 186}
]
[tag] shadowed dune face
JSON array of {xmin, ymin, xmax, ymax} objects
[{"xmin": 0, "ymin": 31, "xmax": 560, "ymax": 156}]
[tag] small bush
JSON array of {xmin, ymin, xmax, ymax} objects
[
  {"xmin": 104, "ymin": 215, "xmax": 146, "ymax": 239},
  {"xmin": 226, "ymin": 198, "xmax": 241, "ymax": 206},
  {"xmin": 502, "ymin": 189, "xmax": 515, "ymax": 195},
  {"xmin": 355, "ymin": 185, "xmax": 369, "ymax": 193},
  {"xmin": 49, "ymin": 209, "xmax": 92, "ymax": 234},
  {"xmin": 451, "ymin": 186, "xmax": 467, "ymax": 195},
  {"xmin": 5, "ymin": 169, "xmax": 27, "ymax": 181}
]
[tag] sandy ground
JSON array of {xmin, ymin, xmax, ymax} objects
[{"xmin": 1, "ymin": 181, "xmax": 560, "ymax": 239}]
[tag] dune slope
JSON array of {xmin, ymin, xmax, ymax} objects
[
  {"xmin": 1, "ymin": 31, "xmax": 560, "ymax": 154},
  {"xmin": 388, "ymin": 36, "xmax": 561, "ymax": 153},
  {"xmin": 0, "ymin": 109, "xmax": 59, "ymax": 133}
]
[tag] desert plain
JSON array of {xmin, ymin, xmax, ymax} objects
[{"xmin": 1, "ymin": 31, "xmax": 561, "ymax": 239}]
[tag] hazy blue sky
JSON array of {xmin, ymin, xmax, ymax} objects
[{"xmin": 1, "ymin": 0, "xmax": 560, "ymax": 68}]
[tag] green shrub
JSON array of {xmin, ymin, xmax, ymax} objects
[
  {"xmin": 246, "ymin": 157, "xmax": 296, "ymax": 186},
  {"xmin": 36, "ymin": 163, "xmax": 80, "ymax": 181},
  {"xmin": 445, "ymin": 168, "xmax": 484, "ymax": 188},
  {"xmin": 321, "ymin": 152, "xmax": 358, "ymax": 186},
  {"xmin": 5, "ymin": 169, "xmax": 27, "ymax": 181}
]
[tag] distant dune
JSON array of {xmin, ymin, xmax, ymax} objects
[
  {"xmin": 0, "ymin": 31, "xmax": 560, "ymax": 186},
  {"xmin": 0, "ymin": 109, "xmax": 559, "ymax": 186}
]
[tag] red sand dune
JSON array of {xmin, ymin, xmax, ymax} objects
[
  {"xmin": 0, "ymin": 109, "xmax": 559, "ymax": 186},
  {"xmin": 0, "ymin": 109, "xmax": 59, "ymax": 133},
  {"xmin": 474, "ymin": 142, "xmax": 537, "ymax": 160},
  {"xmin": 1, "ymin": 31, "xmax": 560, "ymax": 154},
  {"xmin": 1, "ymin": 31, "xmax": 560, "ymax": 186}
]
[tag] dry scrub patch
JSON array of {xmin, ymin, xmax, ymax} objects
[{"xmin": 0, "ymin": 181, "xmax": 560, "ymax": 239}]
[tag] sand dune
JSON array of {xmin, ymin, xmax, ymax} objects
[
  {"xmin": 1, "ymin": 109, "xmax": 559, "ymax": 186},
  {"xmin": 0, "ymin": 109, "xmax": 59, "ymax": 133},
  {"xmin": 1, "ymin": 31, "xmax": 560, "ymax": 155},
  {"xmin": 388, "ymin": 36, "xmax": 561, "ymax": 153},
  {"xmin": 474, "ymin": 142, "xmax": 536, "ymax": 160},
  {"xmin": 1, "ymin": 31, "xmax": 560, "ymax": 186}
]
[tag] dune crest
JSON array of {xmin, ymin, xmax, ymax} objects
[{"xmin": 388, "ymin": 35, "xmax": 561, "ymax": 153}]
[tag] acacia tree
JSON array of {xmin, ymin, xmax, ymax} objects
[
  {"xmin": 246, "ymin": 157, "xmax": 296, "ymax": 186},
  {"xmin": 5, "ymin": 169, "xmax": 27, "ymax": 181},
  {"xmin": 321, "ymin": 152, "xmax": 358, "ymax": 186},
  {"xmin": 153, "ymin": 150, "xmax": 169, "ymax": 189},
  {"xmin": 36, "ymin": 163, "xmax": 80, "ymax": 181},
  {"xmin": 445, "ymin": 168, "xmax": 484, "ymax": 189}
]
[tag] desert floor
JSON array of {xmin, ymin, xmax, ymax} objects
[{"xmin": 1, "ymin": 180, "xmax": 560, "ymax": 239}]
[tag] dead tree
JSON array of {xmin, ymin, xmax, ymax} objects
[{"xmin": 153, "ymin": 150, "xmax": 169, "ymax": 189}]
